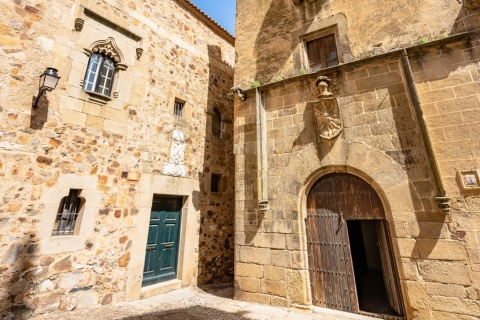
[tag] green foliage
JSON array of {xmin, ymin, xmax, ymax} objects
[
  {"xmin": 299, "ymin": 68, "xmax": 307, "ymax": 75},
  {"xmin": 252, "ymin": 80, "xmax": 260, "ymax": 88},
  {"xmin": 275, "ymin": 75, "xmax": 284, "ymax": 82},
  {"xmin": 418, "ymin": 34, "xmax": 446, "ymax": 45}
]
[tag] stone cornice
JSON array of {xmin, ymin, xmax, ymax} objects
[{"xmin": 176, "ymin": 0, "xmax": 235, "ymax": 46}]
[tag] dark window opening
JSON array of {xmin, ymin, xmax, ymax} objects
[
  {"xmin": 84, "ymin": 53, "xmax": 116, "ymax": 97},
  {"xmin": 211, "ymin": 174, "xmax": 221, "ymax": 193},
  {"xmin": 53, "ymin": 189, "xmax": 84, "ymax": 236},
  {"xmin": 306, "ymin": 34, "xmax": 339, "ymax": 72},
  {"xmin": 174, "ymin": 100, "xmax": 185, "ymax": 117},
  {"xmin": 212, "ymin": 108, "xmax": 221, "ymax": 138}
]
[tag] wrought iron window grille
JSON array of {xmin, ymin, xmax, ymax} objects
[
  {"xmin": 52, "ymin": 189, "xmax": 83, "ymax": 236},
  {"xmin": 174, "ymin": 100, "xmax": 185, "ymax": 117}
]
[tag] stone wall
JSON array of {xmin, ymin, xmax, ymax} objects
[
  {"xmin": 412, "ymin": 33, "xmax": 480, "ymax": 319},
  {"xmin": 233, "ymin": 36, "xmax": 480, "ymax": 319},
  {"xmin": 235, "ymin": 0, "xmax": 466, "ymax": 88},
  {"xmin": 198, "ymin": 45, "xmax": 235, "ymax": 285},
  {"xmin": 0, "ymin": 0, "xmax": 234, "ymax": 318}
]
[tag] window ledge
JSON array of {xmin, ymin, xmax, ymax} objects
[
  {"xmin": 85, "ymin": 90, "xmax": 112, "ymax": 105},
  {"xmin": 174, "ymin": 116, "xmax": 188, "ymax": 127},
  {"xmin": 41, "ymin": 236, "xmax": 86, "ymax": 254}
]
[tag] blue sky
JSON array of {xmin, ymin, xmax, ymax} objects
[{"xmin": 190, "ymin": 0, "xmax": 236, "ymax": 35}]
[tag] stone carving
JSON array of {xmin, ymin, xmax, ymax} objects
[
  {"xmin": 258, "ymin": 200, "xmax": 269, "ymax": 212},
  {"xmin": 435, "ymin": 196, "xmax": 451, "ymax": 214},
  {"xmin": 162, "ymin": 129, "xmax": 187, "ymax": 177},
  {"xmin": 74, "ymin": 18, "xmax": 84, "ymax": 32},
  {"xmin": 136, "ymin": 48, "xmax": 143, "ymax": 60},
  {"xmin": 307, "ymin": 76, "xmax": 343, "ymax": 140},
  {"xmin": 89, "ymin": 38, "xmax": 124, "ymax": 63},
  {"xmin": 231, "ymin": 86, "xmax": 247, "ymax": 101}
]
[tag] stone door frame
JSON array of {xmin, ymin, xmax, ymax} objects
[
  {"xmin": 305, "ymin": 171, "xmax": 405, "ymax": 317},
  {"xmin": 125, "ymin": 174, "xmax": 201, "ymax": 300},
  {"xmin": 292, "ymin": 143, "xmax": 420, "ymax": 316}
]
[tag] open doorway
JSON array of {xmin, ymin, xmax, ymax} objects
[
  {"xmin": 347, "ymin": 220, "xmax": 402, "ymax": 317},
  {"xmin": 306, "ymin": 172, "xmax": 404, "ymax": 318}
]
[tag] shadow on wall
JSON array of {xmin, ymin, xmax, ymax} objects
[
  {"xmin": 30, "ymin": 94, "xmax": 49, "ymax": 130},
  {"xmin": 197, "ymin": 45, "xmax": 235, "ymax": 286},
  {"xmin": 1, "ymin": 236, "xmax": 37, "ymax": 320},
  {"xmin": 405, "ymin": 4, "xmax": 480, "ymax": 257},
  {"xmin": 253, "ymin": 0, "xmax": 323, "ymax": 85},
  {"xmin": 288, "ymin": 2, "xmax": 480, "ymax": 261},
  {"xmin": 251, "ymin": 0, "xmax": 477, "ymax": 86}
]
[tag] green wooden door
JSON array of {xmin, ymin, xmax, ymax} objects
[{"xmin": 142, "ymin": 196, "xmax": 183, "ymax": 287}]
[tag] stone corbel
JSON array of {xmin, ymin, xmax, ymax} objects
[
  {"xmin": 115, "ymin": 63, "xmax": 128, "ymax": 72},
  {"xmin": 74, "ymin": 18, "xmax": 84, "ymax": 32},
  {"xmin": 435, "ymin": 196, "xmax": 451, "ymax": 214},
  {"xmin": 258, "ymin": 200, "xmax": 269, "ymax": 212},
  {"xmin": 231, "ymin": 86, "xmax": 247, "ymax": 101},
  {"xmin": 136, "ymin": 48, "xmax": 143, "ymax": 60}
]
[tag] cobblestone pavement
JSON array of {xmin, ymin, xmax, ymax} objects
[{"xmin": 31, "ymin": 286, "xmax": 376, "ymax": 320}]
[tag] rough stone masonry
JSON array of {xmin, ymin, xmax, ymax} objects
[{"xmin": 0, "ymin": 0, "xmax": 235, "ymax": 318}]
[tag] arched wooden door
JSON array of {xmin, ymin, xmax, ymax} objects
[{"xmin": 306, "ymin": 173, "xmax": 403, "ymax": 316}]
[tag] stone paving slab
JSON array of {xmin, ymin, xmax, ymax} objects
[{"xmin": 30, "ymin": 287, "xmax": 377, "ymax": 320}]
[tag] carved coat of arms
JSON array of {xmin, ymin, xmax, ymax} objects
[
  {"xmin": 307, "ymin": 76, "xmax": 343, "ymax": 140},
  {"xmin": 163, "ymin": 129, "xmax": 187, "ymax": 177}
]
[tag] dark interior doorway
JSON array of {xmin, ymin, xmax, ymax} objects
[{"xmin": 347, "ymin": 220, "xmax": 399, "ymax": 317}]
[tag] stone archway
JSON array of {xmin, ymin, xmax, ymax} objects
[
  {"xmin": 286, "ymin": 141, "xmax": 425, "ymax": 318},
  {"xmin": 306, "ymin": 172, "xmax": 404, "ymax": 318}
]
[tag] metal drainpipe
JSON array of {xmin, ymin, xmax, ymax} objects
[{"xmin": 401, "ymin": 49, "xmax": 450, "ymax": 214}]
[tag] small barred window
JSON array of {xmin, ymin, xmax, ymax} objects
[
  {"xmin": 174, "ymin": 100, "xmax": 185, "ymax": 117},
  {"xmin": 52, "ymin": 189, "xmax": 84, "ymax": 236}
]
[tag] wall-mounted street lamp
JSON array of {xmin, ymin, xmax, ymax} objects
[{"xmin": 33, "ymin": 68, "xmax": 61, "ymax": 108}]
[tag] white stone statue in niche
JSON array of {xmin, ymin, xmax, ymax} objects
[
  {"xmin": 307, "ymin": 76, "xmax": 343, "ymax": 140},
  {"xmin": 163, "ymin": 129, "xmax": 187, "ymax": 177}
]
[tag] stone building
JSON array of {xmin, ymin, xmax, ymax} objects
[
  {"xmin": 233, "ymin": 0, "xmax": 480, "ymax": 319},
  {"xmin": 0, "ymin": 0, "xmax": 234, "ymax": 318}
]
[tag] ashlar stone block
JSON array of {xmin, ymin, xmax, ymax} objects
[
  {"xmin": 235, "ymin": 262, "xmax": 263, "ymax": 278},
  {"xmin": 418, "ymin": 260, "xmax": 472, "ymax": 285}
]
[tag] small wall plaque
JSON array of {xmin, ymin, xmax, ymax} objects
[
  {"xmin": 245, "ymin": 209, "xmax": 258, "ymax": 226},
  {"xmin": 458, "ymin": 170, "xmax": 480, "ymax": 191}
]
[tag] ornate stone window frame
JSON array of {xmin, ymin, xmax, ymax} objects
[{"xmin": 81, "ymin": 37, "xmax": 128, "ymax": 105}]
